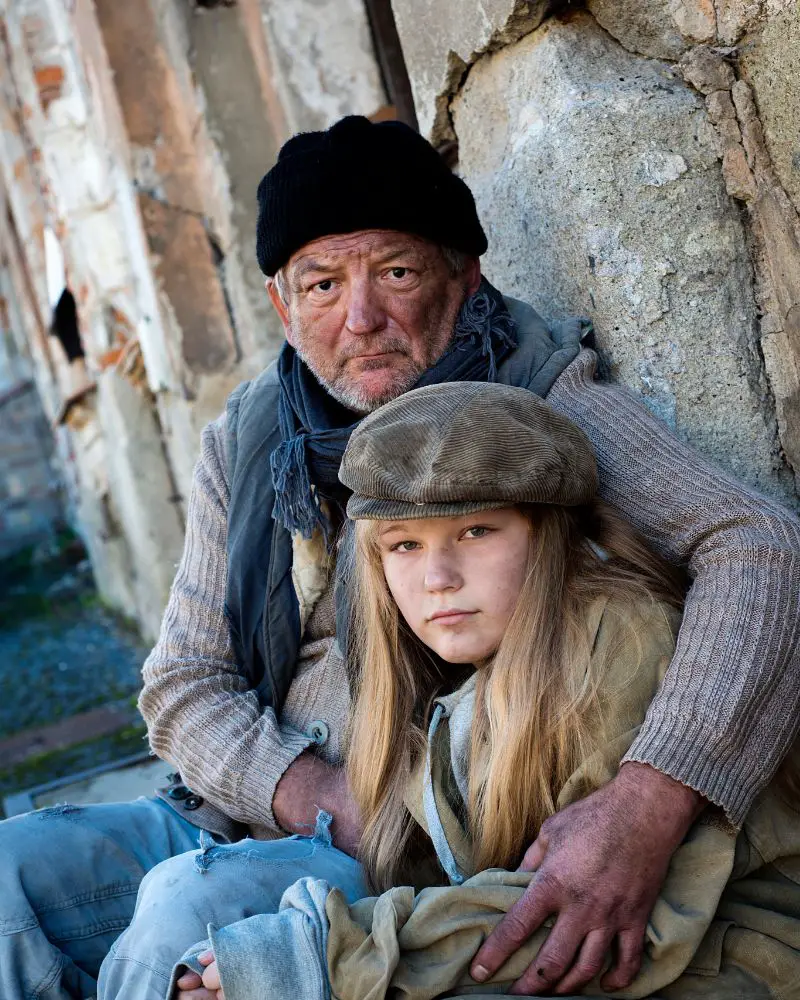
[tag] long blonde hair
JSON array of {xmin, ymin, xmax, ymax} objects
[{"xmin": 346, "ymin": 502, "xmax": 686, "ymax": 891}]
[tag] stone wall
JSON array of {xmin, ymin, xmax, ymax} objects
[{"xmin": 394, "ymin": 0, "xmax": 800, "ymax": 507}]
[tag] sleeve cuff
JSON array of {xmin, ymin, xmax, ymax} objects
[
  {"xmin": 210, "ymin": 879, "xmax": 331, "ymax": 1000},
  {"xmin": 244, "ymin": 725, "xmax": 315, "ymax": 831},
  {"xmin": 624, "ymin": 714, "xmax": 766, "ymax": 827}
]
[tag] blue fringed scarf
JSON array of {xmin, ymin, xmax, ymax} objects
[{"xmin": 269, "ymin": 278, "xmax": 517, "ymax": 541}]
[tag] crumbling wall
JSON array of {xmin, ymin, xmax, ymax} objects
[
  {"xmin": 0, "ymin": 0, "xmax": 387, "ymax": 639},
  {"xmin": 0, "ymin": 0, "xmax": 188, "ymax": 637},
  {"xmin": 394, "ymin": 0, "xmax": 800, "ymax": 506}
]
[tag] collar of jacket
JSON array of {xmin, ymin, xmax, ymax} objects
[{"xmin": 224, "ymin": 296, "xmax": 586, "ymax": 712}]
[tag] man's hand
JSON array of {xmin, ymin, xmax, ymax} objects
[
  {"xmin": 272, "ymin": 752, "xmax": 362, "ymax": 856},
  {"xmin": 470, "ymin": 763, "xmax": 705, "ymax": 996}
]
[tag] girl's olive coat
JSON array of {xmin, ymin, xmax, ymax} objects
[{"xmin": 204, "ymin": 596, "xmax": 800, "ymax": 1000}]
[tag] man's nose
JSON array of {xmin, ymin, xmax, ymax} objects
[
  {"xmin": 344, "ymin": 278, "xmax": 386, "ymax": 335},
  {"xmin": 424, "ymin": 549, "xmax": 462, "ymax": 593}
]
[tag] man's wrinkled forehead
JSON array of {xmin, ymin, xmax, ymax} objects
[{"xmin": 287, "ymin": 229, "xmax": 440, "ymax": 277}]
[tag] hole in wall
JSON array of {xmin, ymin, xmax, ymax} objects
[{"xmin": 50, "ymin": 289, "xmax": 84, "ymax": 363}]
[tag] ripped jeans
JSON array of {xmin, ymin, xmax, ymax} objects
[
  {"xmin": 0, "ymin": 797, "xmax": 367, "ymax": 1000},
  {"xmin": 97, "ymin": 810, "xmax": 367, "ymax": 1000},
  {"xmin": 0, "ymin": 797, "xmax": 202, "ymax": 1000}
]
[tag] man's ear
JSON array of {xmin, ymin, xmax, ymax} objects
[
  {"xmin": 465, "ymin": 257, "xmax": 482, "ymax": 297},
  {"xmin": 266, "ymin": 279, "xmax": 293, "ymax": 343}
]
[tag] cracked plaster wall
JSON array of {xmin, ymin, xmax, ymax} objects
[
  {"xmin": 257, "ymin": 0, "xmax": 385, "ymax": 134},
  {"xmin": 395, "ymin": 0, "xmax": 800, "ymax": 505}
]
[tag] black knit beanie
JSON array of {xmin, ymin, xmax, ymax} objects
[{"xmin": 255, "ymin": 115, "xmax": 488, "ymax": 276}]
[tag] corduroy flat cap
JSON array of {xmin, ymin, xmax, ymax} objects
[
  {"xmin": 340, "ymin": 382, "xmax": 598, "ymax": 520},
  {"xmin": 256, "ymin": 115, "xmax": 487, "ymax": 276}
]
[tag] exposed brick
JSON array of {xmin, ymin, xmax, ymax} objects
[{"xmin": 33, "ymin": 63, "xmax": 64, "ymax": 111}]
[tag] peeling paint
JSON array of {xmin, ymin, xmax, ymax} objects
[{"xmin": 33, "ymin": 64, "xmax": 64, "ymax": 111}]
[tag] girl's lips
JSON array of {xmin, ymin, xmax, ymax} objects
[{"xmin": 428, "ymin": 609, "xmax": 477, "ymax": 623}]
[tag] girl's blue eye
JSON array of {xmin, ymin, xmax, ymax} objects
[
  {"xmin": 391, "ymin": 540, "xmax": 419, "ymax": 552},
  {"xmin": 465, "ymin": 526, "xmax": 489, "ymax": 538}
]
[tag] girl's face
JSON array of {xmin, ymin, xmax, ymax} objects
[{"xmin": 377, "ymin": 507, "xmax": 531, "ymax": 664}]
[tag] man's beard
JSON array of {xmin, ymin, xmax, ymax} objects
[{"xmin": 293, "ymin": 330, "xmax": 454, "ymax": 415}]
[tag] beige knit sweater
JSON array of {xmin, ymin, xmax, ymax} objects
[{"xmin": 139, "ymin": 349, "xmax": 800, "ymax": 832}]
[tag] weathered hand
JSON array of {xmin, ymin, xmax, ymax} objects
[
  {"xmin": 272, "ymin": 752, "xmax": 363, "ymax": 856},
  {"xmin": 470, "ymin": 763, "xmax": 705, "ymax": 996}
]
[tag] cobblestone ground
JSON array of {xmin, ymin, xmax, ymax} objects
[{"xmin": 0, "ymin": 536, "xmax": 151, "ymax": 813}]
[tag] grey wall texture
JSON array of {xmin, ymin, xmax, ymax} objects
[{"xmin": 395, "ymin": 0, "xmax": 800, "ymax": 508}]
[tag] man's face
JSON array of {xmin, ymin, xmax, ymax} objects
[{"xmin": 267, "ymin": 230, "xmax": 481, "ymax": 413}]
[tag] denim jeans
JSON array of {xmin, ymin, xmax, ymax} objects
[
  {"xmin": 98, "ymin": 811, "xmax": 368, "ymax": 1000},
  {"xmin": 0, "ymin": 797, "xmax": 368, "ymax": 1000},
  {"xmin": 0, "ymin": 797, "xmax": 201, "ymax": 1000}
]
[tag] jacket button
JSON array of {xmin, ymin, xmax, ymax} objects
[
  {"xmin": 167, "ymin": 784, "xmax": 191, "ymax": 800},
  {"xmin": 183, "ymin": 794, "xmax": 204, "ymax": 810},
  {"xmin": 308, "ymin": 721, "xmax": 329, "ymax": 746}
]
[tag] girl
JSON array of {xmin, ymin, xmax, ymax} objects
[{"xmin": 190, "ymin": 381, "xmax": 800, "ymax": 1000}]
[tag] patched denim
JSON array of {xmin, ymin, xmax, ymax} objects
[
  {"xmin": 0, "ymin": 796, "xmax": 202, "ymax": 1000},
  {"xmin": 98, "ymin": 811, "xmax": 368, "ymax": 1000}
]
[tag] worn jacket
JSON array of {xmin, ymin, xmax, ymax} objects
[{"xmin": 199, "ymin": 596, "xmax": 800, "ymax": 1000}]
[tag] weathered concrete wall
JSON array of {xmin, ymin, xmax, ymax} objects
[
  {"xmin": 0, "ymin": 383, "xmax": 62, "ymax": 558},
  {"xmin": 392, "ymin": 0, "xmax": 553, "ymax": 143},
  {"xmin": 394, "ymin": 0, "xmax": 800, "ymax": 506},
  {"xmin": 257, "ymin": 0, "xmax": 386, "ymax": 133},
  {"xmin": 0, "ymin": 0, "xmax": 189, "ymax": 636},
  {"xmin": 0, "ymin": 227, "xmax": 62, "ymax": 559}
]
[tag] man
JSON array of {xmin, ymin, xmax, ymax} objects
[{"xmin": 2, "ymin": 115, "xmax": 799, "ymax": 1000}]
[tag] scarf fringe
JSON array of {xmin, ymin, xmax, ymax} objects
[{"xmin": 271, "ymin": 434, "xmax": 323, "ymax": 541}]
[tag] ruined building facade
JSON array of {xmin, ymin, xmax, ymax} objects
[{"xmin": 0, "ymin": 0, "xmax": 797, "ymax": 639}]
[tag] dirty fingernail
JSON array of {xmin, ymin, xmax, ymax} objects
[{"xmin": 473, "ymin": 964, "xmax": 490, "ymax": 982}]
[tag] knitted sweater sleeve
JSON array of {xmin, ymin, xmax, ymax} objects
[
  {"xmin": 138, "ymin": 414, "xmax": 313, "ymax": 831},
  {"xmin": 547, "ymin": 350, "xmax": 800, "ymax": 825}
]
